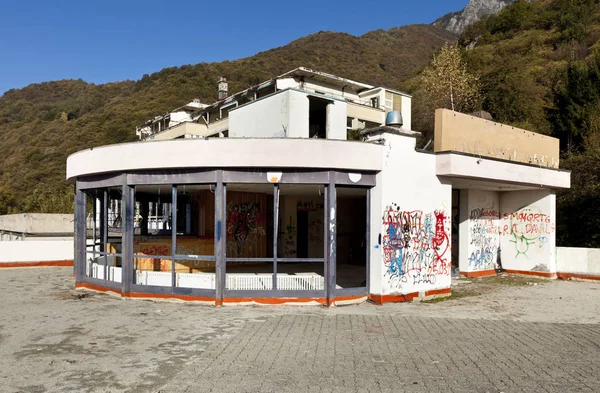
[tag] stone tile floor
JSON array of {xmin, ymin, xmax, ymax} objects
[{"xmin": 0, "ymin": 267, "xmax": 599, "ymax": 393}]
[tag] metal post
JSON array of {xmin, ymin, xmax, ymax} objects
[
  {"xmin": 122, "ymin": 182, "xmax": 134, "ymax": 294},
  {"xmin": 325, "ymin": 177, "xmax": 337, "ymax": 306},
  {"xmin": 273, "ymin": 184, "xmax": 279, "ymax": 290},
  {"xmin": 75, "ymin": 184, "xmax": 86, "ymax": 281},
  {"xmin": 171, "ymin": 185, "xmax": 177, "ymax": 288},
  {"xmin": 214, "ymin": 171, "xmax": 225, "ymax": 306},
  {"xmin": 366, "ymin": 188, "xmax": 371, "ymax": 291},
  {"xmin": 101, "ymin": 190, "xmax": 108, "ymax": 281}
]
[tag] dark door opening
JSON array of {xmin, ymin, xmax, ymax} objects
[
  {"xmin": 296, "ymin": 210, "xmax": 309, "ymax": 258},
  {"xmin": 308, "ymin": 96, "xmax": 330, "ymax": 138}
]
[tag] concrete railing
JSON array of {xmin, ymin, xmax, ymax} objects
[{"xmin": 557, "ymin": 247, "xmax": 600, "ymax": 280}]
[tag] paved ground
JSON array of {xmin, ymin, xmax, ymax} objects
[{"xmin": 0, "ymin": 268, "xmax": 599, "ymax": 393}]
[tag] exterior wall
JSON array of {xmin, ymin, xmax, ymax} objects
[
  {"xmin": 557, "ymin": 247, "xmax": 600, "ymax": 280},
  {"xmin": 499, "ymin": 190, "xmax": 557, "ymax": 276},
  {"xmin": 229, "ymin": 91, "xmax": 289, "ymax": 138},
  {"xmin": 458, "ymin": 190, "xmax": 500, "ymax": 276},
  {"xmin": 67, "ymin": 137, "xmax": 384, "ymax": 182},
  {"xmin": 149, "ymin": 122, "xmax": 208, "ymax": 140},
  {"xmin": 326, "ymin": 100, "xmax": 348, "ymax": 140},
  {"xmin": 347, "ymin": 103, "xmax": 385, "ymax": 125},
  {"xmin": 0, "ymin": 240, "xmax": 74, "ymax": 266},
  {"xmin": 436, "ymin": 152, "xmax": 570, "ymax": 189},
  {"xmin": 0, "ymin": 214, "xmax": 73, "ymax": 235},
  {"xmin": 369, "ymin": 131, "xmax": 452, "ymax": 300},
  {"xmin": 287, "ymin": 90, "xmax": 310, "ymax": 138},
  {"xmin": 434, "ymin": 109, "xmax": 560, "ymax": 168},
  {"xmin": 400, "ymin": 95, "xmax": 412, "ymax": 130}
]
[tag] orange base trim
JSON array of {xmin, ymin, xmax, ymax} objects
[
  {"xmin": 462, "ymin": 269, "xmax": 496, "ymax": 278},
  {"xmin": 76, "ymin": 282, "xmax": 121, "ymax": 296},
  {"xmin": 123, "ymin": 292, "xmax": 215, "ymax": 302},
  {"xmin": 425, "ymin": 288, "xmax": 452, "ymax": 297},
  {"xmin": 368, "ymin": 292, "xmax": 419, "ymax": 305},
  {"xmin": 223, "ymin": 297, "xmax": 327, "ymax": 305},
  {"xmin": 557, "ymin": 272, "xmax": 600, "ymax": 281},
  {"xmin": 504, "ymin": 269, "xmax": 556, "ymax": 278},
  {"xmin": 0, "ymin": 260, "xmax": 73, "ymax": 268}
]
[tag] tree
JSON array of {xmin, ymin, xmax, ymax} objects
[
  {"xmin": 414, "ymin": 43, "xmax": 481, "ymax": 146},
  {"xmin": 421, "ymin": 43, "xmax": 480, "ymax": 114}
]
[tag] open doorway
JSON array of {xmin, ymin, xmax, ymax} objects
[
  {"xmin": 336, "ymin": 187, "xmax": 368, "ymax": 289},
  {"xmin": 308, "ymin": 96, "xmax": 329, "ymax": 138}
]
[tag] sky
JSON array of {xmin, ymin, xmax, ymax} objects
[{"xmin": 0, "ymin": 0, "xmax": 468, "ymax": 95}]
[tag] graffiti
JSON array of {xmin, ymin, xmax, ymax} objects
[
  {"xmin": 308, "ymin": 217, "xmax": 323, "ymax": 242},
  {"xmin": 282, "ymin": 216, "xmax": 296, "ymax": 257},
  {"xmin": 227, "ymin": 202, "xmax": 264, "ymax": 255},
  {"xmin": 382, "ymin": 204, "xmax": 450, "ymax": 291},
  {"xmin": 468, "ymin": 207, "xmax": 499, "ymax": 271},
  {"xmin": 502, "ymin": 205, "xmax": 555, "ymax": 258},
  {"xmin": 297, "ymin": 200, "xmax": 324, "ymax": 210}
]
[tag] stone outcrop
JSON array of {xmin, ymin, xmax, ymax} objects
[{"xmin": 433, "ymin": 0, "xmax": 515, "ymax": 35}]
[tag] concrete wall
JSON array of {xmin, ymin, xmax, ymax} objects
[
  {"xmin": 67, "ymin": 138, "xmax": 384, "ymax": 182},
  {"xmin": 434, "ymin": 109, "xmax": 560, "ymax": 168},
  {"xmin": 287, "ymin": 90, "xmax": 310, "ymax": 138},
  {"xmin": 0, "ymin": 240, "xmax": 74, "ymax": 265},
  {"xmin": 367, "ymin": 130, "xmax": 452, "ymax": 299},
  {"xmin": 459, "ymin": 190, "xmax": 500, "ymax": 275},
  {"xmin": 229, "ymin": 90, "xmax": 289, "ymax": 138},
  {"xmin": 0, "ymin": 214, "xmax": 73, "ymax": 235},
  {"xmin": 557, "ymin": 247, "xmax": 600, "ymax": 279},
  {"xmin": 326, "ymin": 100, "xmax": 348, "ymax": 140},
  {"xmin": 499, "ymin": 190, "xmax": 556, "ymax": 275}
]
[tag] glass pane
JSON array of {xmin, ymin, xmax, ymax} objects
[{"xmin": 336, "ymin": 187, "xmax": 368, "ymax": 289}]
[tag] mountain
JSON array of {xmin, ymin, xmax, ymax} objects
[
  {"xmin": 434, "ymin": 0, "xmax": 515, "ymax": 34},
  {"xmin": 0, "ymin": 24, "xmax": 457, "ymax": 214}
]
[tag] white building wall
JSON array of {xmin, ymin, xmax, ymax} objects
[
  {"xmin": 458, "ymin": 190, "xmax": 500, "ymax": 274},
  {"xmin": 0, "ymin": 240, "xmax": 74, "ymax": 264},
  {"xmin": 499, "ymin": 190, "xmax": 557, "ymax": 274},
  {"xmin": 557, "ymin": 247, "xmax": 600, "ymax": 278},
  {"xmin": 287, "ymin": 90, "xmax": 310, "ymax": 138},
  {"xmin": 229, "ymin": 91, "xmax": 289, "ymax": 138},
  {"xmin": 401, "ymin": 95, "xmax": 412, "ymax": 130},
  {"xmin": 326, "ymin": 101, "xmax": 348, "ymax": 140},
  {"xmin": 369, "ymin": 131, "xmax": 452, "ymax": 297}
]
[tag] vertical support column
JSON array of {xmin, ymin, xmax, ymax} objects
[
  {"xmin": 101, "ymin": 190, "xmax": 108, "ymax": 281},
  {"xmin": 100, "ymin": 190, "xmax": 107, "ymax": 253},
  {"xmin": 140, "ymin": 199, "xmax": 149, "ymax": 236},
  {"xmin": 273, "ymin": 184, "xmax": 279, "ymax": 290},
  {"xmin": 74, "ymin": 183, "xmax": 86, "ymax": 281},
  {"xmin": 366, "ymin": 188, "xmax": 371, "ymax": 291},
  {"xmin": 171, "ymin": 185, "xmax": 177, "ymax": 288},
  {"xmin": 214, "ymin": 171, "xmax": 225, "ymax": 306},
  {"xmin": 325, "ymin": 175, "xmax": 337, "ymax": 306},
  {"xmin": 122, "ymin": 180, "xmax": 134, "ymax": 294}
]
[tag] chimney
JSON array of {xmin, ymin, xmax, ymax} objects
[{"xmin": 218, "ymin": 77, "xmax": 228, "ymax": 100}]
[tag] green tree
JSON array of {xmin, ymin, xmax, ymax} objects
[{"xmin": 421, "ymin": 43, "xmax": 481, "ymax": 114}]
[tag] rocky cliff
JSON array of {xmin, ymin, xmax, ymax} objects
[{"xmin": 433, "ymin": 0, "xmax": 514, "ymax": 34}]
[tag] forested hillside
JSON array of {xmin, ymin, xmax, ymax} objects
[
  {"xmin": 441, "ymin": 0, "xmax": 600, "ymax": 247},
  {"xmin": 0, "ymin": 25, "xmax": 456, "ymax": 214}
]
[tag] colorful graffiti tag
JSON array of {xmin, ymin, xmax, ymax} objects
[
  {"xmin": 468, "ymin": 208, "xmax": 500, "ymax": 271},
  {"xmin": 382, "ymin": 205, "xmax": 450, "ymax": 290},
  {"xmin": 502, "ymin": 205, "xmax": 554, "ymax": 258},
  {"xmin": 227, "ymin": 202, "xmax": 265, "ymax": 255}
]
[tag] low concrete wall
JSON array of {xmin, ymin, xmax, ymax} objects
[
  {"xmin": 0, "ymin": 214, "xmax": 73, "ymax": 235},
  {"xmin": 0, "ymin": 240, "xmax": 74, "ymax": 267},
  {"xmin": 557, "ymin": 247, "xmax": 600, "ymax": 280}
]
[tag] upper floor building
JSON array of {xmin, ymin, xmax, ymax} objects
[{"xmin": 136, "ymin": 67, "xmax": 412, "ymax": 141}]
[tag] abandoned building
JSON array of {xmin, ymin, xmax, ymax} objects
[{"xmin": 66, "ymin": 67, "xmax": 571, "ymax": 305}]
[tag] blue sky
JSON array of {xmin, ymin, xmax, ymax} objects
[{"xmin": 0, "ymin": 0, "xmax": 467, "ymax": 95}]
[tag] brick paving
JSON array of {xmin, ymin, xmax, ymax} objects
[{"xmin": 162, "ymin": 315, "xmax": 600, "ymax": 393}]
